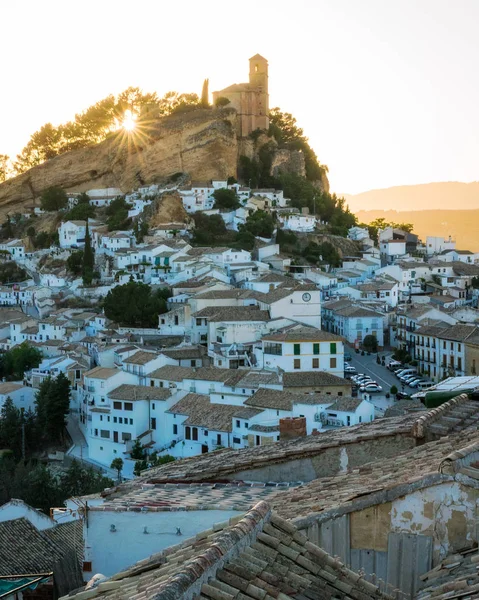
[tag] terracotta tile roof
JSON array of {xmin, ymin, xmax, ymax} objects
[
  {"xmin": 411, "ymin": 393, "xmax": 479, "ymax": 439},
  {"xmin": 43, "ymin": 520, "xmax": 83, "ymax": 565},
  {"xmin": 128, "ymin": 414, "xmax": 420, "ymax": 485},
  {"xmin": 0, "ymin": 517, "xmax": 65, "ymax": 575},
  {"xmin": 245, "ymin": 387, "xmax": 330, "ymax": 411},
  {"xmin": 149, "ymin": 365, "xmax": 196, "ymax": 381},
  {"xmin": 283, "ymin": 371, "xmax": 351, "ymax": 387},
  {"xmin": 325, "ymin": 397, "xmax": 364, "ymax": 412},
  {"xmin": 0, "ymin": 382, "xmax": 24, "ymax": 395},
  {"xmin": 122, "ymin": 350, "xmax": 159, "ymax": 365},
  {"xmin": 85, "ymin": 366, "xmax": 119, "ymax": 380},
  {"xmin": 193, "ymin": 306, "xmax": 270, "ymax": 322},
  {"xmin": 108, "ymin": 384, "xmax": 171, "ymax": 402},
  {"xmin": 418, "ymin": 547, "xmax": 479, "ymax": 599},
  {"xmin": 60, "ymin": 502, "xmax": 390, "ymax": 600},
  {"xmin": 167, "ymin": 393, "xmax": 262, "ymax": 432},
  {"xmin": 262, "ymin": 325, "xmax": 344, "ymax": 342},
  {"xmin": 161, "ymin": 346, "xmax": 206, "ymax": 360},
  {"xmin": 272, "ymin": 428, "xmax": 479, "ymax": 523}
]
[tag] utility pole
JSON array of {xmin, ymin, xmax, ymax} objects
[{"xmin": 20, "ymin": 408, "xmax": 25, "ymax": 460}]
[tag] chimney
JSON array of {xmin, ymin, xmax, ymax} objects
[{"xmin": 279, "ymin": 416, "xmax": 307, "ymax": 441}]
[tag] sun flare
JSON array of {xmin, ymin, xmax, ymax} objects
[{"xmin": 122, "ymin": 109, "xmax": 136, "ymax": 132}]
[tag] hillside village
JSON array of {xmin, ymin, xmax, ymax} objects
[{"xmin": 1, "ymin": 55, "xmax": 479, "ymax": 600}]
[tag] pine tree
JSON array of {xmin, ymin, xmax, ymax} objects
[
  {"xmin": 201, "ymin": 79, "xmax": 209, "ymax": 107},
  {"xmin": 0, "ymin": 397, "xmax": 22, "ymax": 458},
  {"xmin": 82, "ymin": 220, "xmax": 95, "ymax": 285}
]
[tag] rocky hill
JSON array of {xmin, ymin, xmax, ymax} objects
[
  {"xmin": 0, "ymin": 107, "xmax": 328, "ymax": 220},
  {"xmin": 0, "ymin": 108, "xmax": 239, "ymax": 219}
]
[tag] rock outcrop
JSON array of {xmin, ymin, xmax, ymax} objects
[{"xmin": 0, "ymin": 108, "xmax": 238, "ymax": 219}]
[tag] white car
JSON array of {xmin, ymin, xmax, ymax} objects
[
  {"xmin": 360, "ymin": 383, "xmax": 383, "ymax": 393},
  {"xmin": 344, "ymin": 365, "xmax": 357, "ymax": 374}
]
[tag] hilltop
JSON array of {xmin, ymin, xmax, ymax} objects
[{"xmin": 344, "ymin": 181, "xmax": 479, "ymax": 212}]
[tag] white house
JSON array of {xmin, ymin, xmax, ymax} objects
[
  {"xmin": 278, "ymin": 213, "xmax": 316, "ymax": 233},
  {"xmin": 59, "ymin": 220, "xmax": 101, "ymax": 248},
  {"xmin": 254, "ymin": 287, "xmax": 322, "ymax": 329},
  {"xmin": 426, "ymin": 236, "xmax": 456, "ymax": 256},
  {"xmin": 0, "ymin": 239, "xmax": 25, "ymax": 260},
  {"xmin": 0, "ymin": 382, "xmax": 35, "ymax": 412},
  {"xmin": 255, "ymin": 325, "xmax": 344, "ymax": 376},
  {"xmin": 322, "ymin": 299, "xmax": 386, "ymax": 349}
]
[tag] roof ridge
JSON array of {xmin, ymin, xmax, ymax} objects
[{"xmin": 412, "ymin": 393, "xmax": 472, "ymax": 438}]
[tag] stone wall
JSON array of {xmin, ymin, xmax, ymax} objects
[
  {"xmin": 280, "ymin": 417, "xmax": 307, "ymax": 441},
  {"xmin": 225, "ymin": 432, "xmax": 416, "ymax": 483}
]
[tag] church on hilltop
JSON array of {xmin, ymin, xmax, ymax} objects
[{"xmin": 213, "ymin": 54, "xmax": 269, "ymax": 138}]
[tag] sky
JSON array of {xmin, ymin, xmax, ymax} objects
[{"xmin": 1, "ymin": 0, "xmax": 479, "ymax": 194}]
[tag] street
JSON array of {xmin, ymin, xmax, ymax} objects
[{"xmin": 346, "ymin": 351, "xmax": 410, "ymax": 415}]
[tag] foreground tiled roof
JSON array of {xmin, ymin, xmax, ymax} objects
[
  {"xmin": 273, "ymin": 428, "xmax": 479, "ymax": 524},
  {"xmin": 0, "ymin": 517, "xmax": 65, "ymax": 575},
  {"xmin": 126, "ymin": 414, "xmax": 419, "ymax": 485},
  {"xmin": 97, "ymin": 483, "xmax": 294, "ymax": 512},
  {"xmin": 60, "ymin": 502, "xmax": 390, "ymax": 600},
  {"xmin": 417, "ymin": 547, "xmax": 479, "ymax": 599}
]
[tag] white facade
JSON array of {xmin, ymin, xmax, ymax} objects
[
  {"xmin": 279, "ymin": 214, "xmax": 316, "ymax": 232},
  {"xmin": 426, "ymin": 236, "xmax": 456, "ymax": 256}
]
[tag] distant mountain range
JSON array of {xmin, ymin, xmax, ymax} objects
[
  {"xmin": 343, "ymin": 181, "xmax": 479, "ymax": 212},
  {"xmin": 355, "ymin": 208, "xmax": 479, "ymax": 252}
]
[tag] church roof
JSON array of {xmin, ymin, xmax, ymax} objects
[{"xmin": 249, "ymin": 53, "xmax": 268, "ymax": 62}]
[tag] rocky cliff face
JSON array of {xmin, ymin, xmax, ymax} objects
[
  {"xmin": 0, "ymin": 106, "xmax": 328, "ymax": 218},
  {"xmin": 0, "ymin": 108, "xmax": 238, "ymax": 218}
]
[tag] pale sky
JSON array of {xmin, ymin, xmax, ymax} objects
[{"xmin": 2, "ymin": 0, "xmax": 479, "ymax": 194}]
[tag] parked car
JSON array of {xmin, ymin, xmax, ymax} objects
[
  {"xmin": 360, "ymin": 383, "xmax": 383, "ymax": 393},
  {"xmin": 388, "ymin": 360, "xmax": 402, "ymax": 370},
  {"xmin": 400, "ymin": 374, "xmax": 419, "ymax": 384},
  {"xmin": 396, "ymin": 391, "xmax": 410, "ymax": 400},
  {"xmin": 409, "ymin": 379, "xmax": 426, "ymax": 388},
  {"xmin": 344, "ymin": 353, "xmax": 352, "ymax": 362},
  {"xmin": 344, "ymin": 365, "xmax": 357, "ymax": 375}
]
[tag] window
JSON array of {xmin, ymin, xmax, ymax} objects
[
  {"xmin": 264, "ymin": 343, "xmax": 282, "ymax": 355},
  {"xmin": 313, "ymin": 343, "xmax": 320, "ymax": 355},
  {"xmin": 244, "ymin": 422, "xmax": 249, "ymax": 429},
  {"xmin": 233, "ymin": 437, "xmax": 241, "ymax": 444},
  {"xmin": 458, "ymin": 343, "xmax": 461, "ymax": 352},
  {"xmin": 185, "ymin": 426, "xmax": 191, "ymax": 440},
  {"xmin": 293, "ymin": 343, "xmax": 301, "ymax": 356},
  {"xmin": 347, "ymin": 416, "xmax": 351, "ymax": 426},
  {"xmin": 312, "ymin": 358, "xmax": 319, "ymax": 369},
  {"xmin": 100, "ymin": 430, "xmax": 110, "ymax": 439},
  {"xmin": 122, "ymin": 432, "xmax": 132, "ymax": 441},
  {"xmin": 113, "ymin": 401, "xmax": 121, "ymax": 410},
  {"xmin": 330, "ymin": 343, "xmax": 337, "ymax": 354},
  {"xmin": 113, "ymin": 417, "xmax": 117, "ymax": 423},
  {"xmin": 159, "ymin": 381, "xmax": 164, "ymax": 388},
  {"xmin": 294, "ymin": 359, "xmax": 301, "ymax": 369},
  {"xmin": 119, "ymin": 417, "xmax": 123, "ymax": 424},
  {"xmin": 83, "ymin": 561, "xmax": 92, "ymax": 572},
  {"xmin": 150, "ymin": 380, "xmax": 154, "ymax": 387},
  {"xmin": 100, "ymin": 415, "xmax": 103, "ymax": 421},
  {"xmin": 130, "ymin": 418, "xmax": 133, "ymax": 425},
  {"xmin": 330, "ymin": 357, "xmax": 337, "ymax": 369},
  {"xmin": 94, "ymin": 428, "xmax": 98, "ymax": 436},
  {"xmin": 124, "ymin": 402, "xmax": 133, "ymax": 411},
  {"xmin": 152, "ymin": 403, "xmax": 155, "ymax": 410},
  {"xmin": 191, "ymin": 359, "xmax": 196, "ymax": 367},
  {"xmin": 192, "ymin": 427, "xmax": 198, "ymax": 441},
  {"xmin": 173, "ymin": 424, "xmax": 178, "ymax": 435},
  {"xmin": 204, "ymin": 429, "xmax": 208, "ymax": 436},
  {"xmin": 75, "ymin": 369, "xmax": 81, "ymax": 379},
  {"xmin": 151, "ymin": 417, "xmax": 156, "ymax": 430},
  {"xmin": 196, "ymin": 318, "xmax": 202, "ymax": 326},
  {"xmin": 236, "ymin": 419, "xmax": 240, "ymax": 428}
]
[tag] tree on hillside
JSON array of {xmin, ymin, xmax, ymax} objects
[
  {"xmin": 0, "ymin": 398, "xmax": 23, "ymax": 459},
  {"xmin": 82, "ymin": 222, "xmax": 95, "ymax": 285},
  {"xmin": 240, "ymin": 210, "xmax": 275, "ymax": 238},
  {"xmin": 0, "ymin": 155, "xmax": 10, "ymax": 183},
  {"xmin": 364, "ymin": 218, "xmax": 415, "ymax": 244},
  {"xmin": 106, "ymin": 196, "xmax": 132, "ymax": 231},
  {"xmin": 40, "ymin": 186, "xmax": 68, "ymax": 211},
  {"xmin": 103, "ymin": 281, "xmax": 171, "ymax": 327},
  {"xmin": 66, "ymin": 250, "xmax": 84, "ymax": 276},
  {"xmin": 35, "ymin": 373, "xmax": 71, "ymax": 444},
  {"xmin": 215, "ymin": 96, "xmax": 231, "ymax": 108},
  {"xmin": 201, "ymin": 79, "xmax": 209, "ymax": 107},
  {"xmin": 0, "ymin": 343, "xmax": 42, "ymax": 381},
  {"xmin": 212, "ymin": 188, "xmax": 240, "ymax": 210},
  {"xmin": 133, "ymin": 220, "xmax": 149, "ymax": 244},
  {"xmin": 111, "ymin": 457, "xmax": 124, "ymax": 482},
  {"xmin": 192, "ymin": 213, "xmax": 228, "ymax": 244}
]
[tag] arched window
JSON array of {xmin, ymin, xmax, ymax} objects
[{"xmin": 255, "ymin": 65, "xmax": 258, "ymax": 72}]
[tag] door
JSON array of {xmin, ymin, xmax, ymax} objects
[
  {"xmin": 113, "ymin": 431, "xmax": 118, "ymax": 443},
  {"xmin": 201, "ymin": 444, "xmax": 208, "ymax": 454}
]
